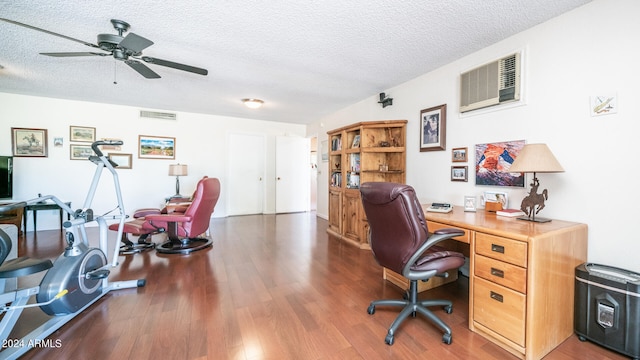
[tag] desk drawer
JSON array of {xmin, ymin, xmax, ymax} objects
[
  {"xmin": 427, "ymin": 221, "xmax": 471, "ymax": 244},
  {"xmin": 475, "ymin": 254, "xmax": 527, "ymax": 294},
  {"xmin": 473, "ymin": 277, "xmax": 526, "ymax": 347},
  {"xmin": 476, "ymin": 233, "xmax": 527, "ymax": 267}
]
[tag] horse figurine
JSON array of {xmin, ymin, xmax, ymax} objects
[{"xmin": 520, "ymin": 178, "xmax": 548, "ymax": 219}]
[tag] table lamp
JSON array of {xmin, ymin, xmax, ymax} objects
[
  {"xmin": 168, "ymin": 164, "xmax": 188, "ymax": 198},
  {"xmin": 509, "ymin": 144, "xmax": 564, "ymax": 223}
]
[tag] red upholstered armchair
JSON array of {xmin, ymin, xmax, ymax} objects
[
  {"xmin": 111, "ymin": 177, "xmax": 220, "ymax": 254},
  {"xmin": 142, "ymin": 176, "xmax": 220, "ymax": 254}
]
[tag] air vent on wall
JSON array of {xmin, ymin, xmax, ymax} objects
[
  {"xmin": 460, "ymin": 52, "xmax": 521, "ymax": 113},
  {"xmin": 139, "ymin": 110, "xmax": 177, "ymax": 120}
]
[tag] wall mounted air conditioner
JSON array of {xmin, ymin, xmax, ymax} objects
[{"xmin": 460, "ymin": 52, "xmax": 520, "ymax": 113}]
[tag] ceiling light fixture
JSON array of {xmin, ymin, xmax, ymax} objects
[{"xmin": 242, "ymin": 98, "xmax": 264, "ymax": 109}]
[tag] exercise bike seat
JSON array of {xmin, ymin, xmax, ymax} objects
[{"xmin": 0, "ymin": 229, "xmax": 53, "ymax": 278}]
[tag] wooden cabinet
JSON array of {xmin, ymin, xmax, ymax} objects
[
  {"xmin": 326, "ymin": 120, "xmax": 407, "ymax": 248},
  {"xmin": 425, "ymin": 207, "xmax": 588, "ymax": 360}
]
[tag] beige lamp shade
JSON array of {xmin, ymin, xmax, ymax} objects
[
  {"xmin": 509, "ymin": 144, "xmax": 564, "ymax": 173},
  {"xmin": 169, "ymin": 164, "xmax": 188, "ymax": 176}
]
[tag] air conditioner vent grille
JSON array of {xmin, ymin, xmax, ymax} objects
[
  {"xmin": 460, "ymin": 52, "xmax": 521, "ymax": 113},
  {"xmin": 139, "ymin": 110, "xmax": 177, "ymax": 120}
]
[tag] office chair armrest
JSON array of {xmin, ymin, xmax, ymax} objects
[{"xmin": 402, "ymin": 228, "xmax": 465, "ymax": 279}]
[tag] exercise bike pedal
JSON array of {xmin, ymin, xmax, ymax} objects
[{"xmin": 86, "ymin": 269, "xmax": 110, "ymax": 280}]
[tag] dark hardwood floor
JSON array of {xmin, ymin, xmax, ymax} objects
[{"xmin": 6, "ymin": 213, "xmax": 626, "ymax": 359}]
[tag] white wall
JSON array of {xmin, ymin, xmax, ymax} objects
[
  {"xmin": 309, "ymin": 0, "xmax": 640, "ymax": 273},
  {"xmin": 1, "ymin": 93, "xmax": 306, "ymax": 230}
]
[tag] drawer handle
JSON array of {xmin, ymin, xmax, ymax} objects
[
  {"xmin": 490, "ymin": 267, "xmax": 504, "ymax": 278},
  {"xmin": 491, "ymin": 244, "xmax": 505, "ymax": 254},
  {"xmin": 490, "ymin": 291, "xmax": 504, "ymax": 303}
]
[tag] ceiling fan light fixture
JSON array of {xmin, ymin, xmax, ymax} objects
[{"xmin": 242, "ymin": 98, "xmax": 264, "ymax": 109}]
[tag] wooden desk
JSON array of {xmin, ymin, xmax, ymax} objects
[
  {"xmin": 23, "ymin": 202, "xmax": 71, "ymax": 232},
  {"xmin": 424, "ymin": 206, "xmax": 587, "ymax": 360}
]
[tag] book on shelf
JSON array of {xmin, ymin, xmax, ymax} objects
[{"xmin": 496, "ymin": 209, "xmax": 526, "ymax": 217}]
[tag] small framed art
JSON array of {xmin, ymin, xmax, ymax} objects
[
  {"xmin": 70, "ymin": 144, "xmax": 93, "ymax": 160},
  {"xmin": 108, "ymin": 153, "xmax": 133, "ymax": 169},
  {"xmin": 464, "ymin": 196, "xmax": 477, "ymax": 212},
  {"xmin": 11, "ymin": 127, "xmax": 48, "ymax": 157},
  {"xmin": 70, "ymin": 126, "xmax": 96, "ymax": 143},
  {"xmin": 452, "ymin": 147, "xmax": 467, "ymax": 162},
  {"xmin": 451, "ymin": 166, "xmax": 468, "ymax": 182},
  {"xmin": 420, "ymin": 104, "xmax": 446, "ymax": 152},
  {"xmin": 138, "ymin": 135, "xmax": 175, "ymax": 159}
]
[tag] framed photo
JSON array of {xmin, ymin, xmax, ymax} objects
[
  {"xmin": 464, "ymin": 196, "xmax": 477, "ymax": 212},
  {"xmin": 483, "ymin": 191, "xmax": 508, "ymax": 209},
  {"xmin": 138, "ymin": 135, "xmax": 175, "ymax": 159},
  {"xmin": 70, "ymin": 126, "xmax": 96, "ymax": 143},
  {"xmin": 11, "ymin": 127, "xmax": 48, "ymax": 157},
  {"xmin": 419, "ymin": 104, "xmax": 446, "ymax": 152},
  {"xmin": 100, "ymin": 138, "xmax": 122, "ymax": 151},
  {"xmin": 451, "ymin": 166, "xmax": 468, "ymax": 182},
  {"xmin": 70, "ymin": 144, "xmax": 93, "ymax": 160},
  {"xmin": 475, "ymin": 139, "xmax": 525, "ymax": 187},
  {"xmin": 452, "ymin": 147, "xmax": 467, "ymax": 162},
  {"xmin": 108, "ymin": 153, "xmax": 132, "ymax": 169}
]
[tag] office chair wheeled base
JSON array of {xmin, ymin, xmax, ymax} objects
[
  {"xmin": 156, "ymin": 237, "xmax": 212, "ymax": 255},
  {"xmin": 367, "ymin": 280, "xmax": 454, "ymax": 346}
]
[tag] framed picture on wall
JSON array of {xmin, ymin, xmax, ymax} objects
[
  {"xmin": 70, "ymin": 144, "xmax": 93, "ymax": 160},
  {"xmin": 70, "ymin": 126, "xmax": 96, "ymax": 142},
  {"xmin": 419, "ymin": 104, "xmax": 446, "ymax": 152},
  {"xmin": 451, "ymin": 166, "xmax": 468, "ymax": 182},
  {"xmin": 138, "ymin": 135, "xmax": 175, "ymax": 159},
  {"xmin": 108, "ymin": 153, "xmax": 132, "ymax": 169},
  {"xmin": 11, "ymin": 127, "xmax": 48, "ymax": 157},
  {"xmin": 452, "ymin": 147, "xmax": 467, "ymax": 162}
]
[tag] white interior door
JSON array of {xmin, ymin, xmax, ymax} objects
[
  {"xmin": 276, "ymin": 136, "xmax": 310, "ymax": 213},
  {"xmin": 228, "ymin": 133, "xmax": 265, "ymax": 215}
]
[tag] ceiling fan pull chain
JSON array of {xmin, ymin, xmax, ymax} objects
[{"xmin": 113, "ymin": 60, "xmax": 118, "ymax": 85}]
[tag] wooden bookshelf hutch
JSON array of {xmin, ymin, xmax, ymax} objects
[{"xmin": 326, "ymin": 120, "xmax": 407, "ymax": 248}]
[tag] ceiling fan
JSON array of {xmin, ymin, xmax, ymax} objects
[{"xmin": 0, "ymin": 18, "xmax": 208, "ymax": 79}]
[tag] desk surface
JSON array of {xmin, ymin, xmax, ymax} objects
[
  {"xmin": 424, "ymin": 205, "xmax": 587, "ymax": 242},
  {"xmin": 25, "ymin": 202, "xmax": 71, "ymax": 210}
]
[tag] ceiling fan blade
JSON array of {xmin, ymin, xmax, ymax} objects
[
  {"xmin": 41, "ymin": 52, "xmax": 108, "ymax": 57},
  {"xmin": 0, "ymin": 18, "xmax": 100, "ymax": 49},
  {"xmin": 141, "ymin": 56, "xmax": 208, "ymax": 76},
  {"xmin": 125, "ymin": 60, "xmax": 161, "ymax": 79},
  {"xmin": 119, "ymin": 33, "xmax": 154, "ymax": 53}
]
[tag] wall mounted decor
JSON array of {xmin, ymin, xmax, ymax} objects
[
  {"xmin": 475, "ymin": 139, "xmax": 525, "ymax": 187},
  {"xmin": 451, "ymin": 166, "xmax": 468, "ymax": 182},
  {"xmin": 11, "ymin": 127, "xmax": 48, "ymax": 157},
  {"xmin": 138, "ymin": 135, "xmax": 175, "ymax": 159},
  {"xmin": 108, "ymin": 153, "xmax": 133, "ymax": 169},
  {"xmin": 419, "ymin": 104, "xmax": 446, "ymax": 152},
  {"xmin": 70, "ymin": 144, "xmax": 93, "ymax": 160},
  {"xmin": 452, "ymin": 147, "xmax": 467, "ymax": 162},
  {"xmin": 69, "ymin": 126, "xmax": 96, "ymax": 142}
]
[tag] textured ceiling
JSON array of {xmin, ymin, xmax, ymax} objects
[{"xmin": 0, "ymin": 1, "xmax": 592, "ymax": 124}]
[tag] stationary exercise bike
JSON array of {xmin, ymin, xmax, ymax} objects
[{"xmin": 0, "ymin": 140, "xmax": 145, "ymax": 359}]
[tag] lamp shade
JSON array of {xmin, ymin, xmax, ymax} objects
[
  {"xmin": 169, "ymin": 164, "xmax": 188, "ymax": 176},
  {"xmin": 509, "ymin": 144, "xmax": 564, "ymax": 173}
]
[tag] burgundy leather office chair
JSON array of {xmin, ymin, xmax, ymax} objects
[
  {"xmin": 360, "ymin": 182, "xmax": 465, "ymax": 345},
  {"xmin": 112, "ymin": 177, "xmax": 220, "ymax": 255}
]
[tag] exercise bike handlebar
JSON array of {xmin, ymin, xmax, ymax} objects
[
  {"xmin": 0, "ymin": 201, "xmax": 27, "ymax": 212},
  {"xmin": 91, "ymin": 140, "xmax": 123, "ymax": 158}
]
